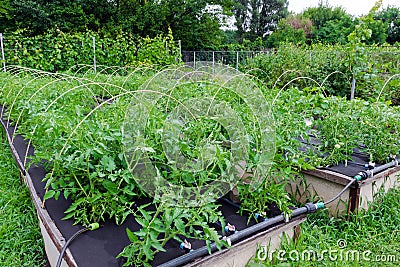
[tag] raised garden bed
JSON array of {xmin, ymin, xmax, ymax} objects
[
  {"xmin": 0, "ymin": 65, "xmax": 309, "ymax": 267},
  {"xmin": 0, "ymin": 113, "xmax": 306, "ymax": 266},
  {"xmin": 288, "ymin": 152, "xmax": 400, "ymax": 217},
  {"xmin": 2, "ymin": 63, "xmax": 399, "ymax": 265}
]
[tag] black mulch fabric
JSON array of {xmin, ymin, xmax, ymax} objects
[{"xmin": 299, "ymin": 135, "xmax": 381, "ymax": 177}]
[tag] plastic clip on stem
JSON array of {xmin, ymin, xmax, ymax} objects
[
  {"xmin": 180, "ymin": 239, "xmax": 193, "ymax": 253},
  {"xmin": 56, "ymin": 223, "xmax": 100, "ymax": 267},
  {"xmin": 224, "ymin": 223, "xmax": 237, "ymax": 235}
]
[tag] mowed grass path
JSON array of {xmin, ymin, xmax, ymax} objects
[{"xmin": 0, "ymin": 136, "xmax": 45, "ymax": 266}]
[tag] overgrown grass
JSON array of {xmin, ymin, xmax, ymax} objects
[
  {"xmin": 249, "ymin": 186, "xmax": 400, "ymax": 266},
  {"xmin": 0, "ymin": 134, "xmax": 46, "ymax": 266}
]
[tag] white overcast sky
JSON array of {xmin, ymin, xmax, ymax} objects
[{"xmin": 289, "ymin": 0, "xmax": 400, "ymax": 17}]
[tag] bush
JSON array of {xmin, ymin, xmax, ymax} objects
[{"xmin": 2, "ymin": 29, "xmax": 180, "ymax": 72}]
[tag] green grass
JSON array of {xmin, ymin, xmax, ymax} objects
[
  {"xmin": 249, "ymin": 186, "xmax": 400, "ymax": 266},
  {"xmin": 0, "ymin": 134, "xmax": 46, "ymax": 266}
]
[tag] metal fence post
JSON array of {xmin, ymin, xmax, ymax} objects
[
  {"xmin": 0, "ymin": 33, "xmax": 6, "ymax": 72},
  {"xmin": 350, "ymin": 50, "xmax": 358, "ymax": 100},
  {"xmin": 193, "ymin": 51, "xmax": 196, "ymax": 69},
  {"xmin": 350, "ymin": 78, "xmax": 356, "ymax": 100},
  {"xmin": 93, "ymin": 37, "xmax": 97, "ymax": 73},
  {"xmin": 236, "ymin": 51, "xmax": 239, "ymax": 70},
  {"xmin": 212, "ymin": 51, "xmax": 215, "ymax": 74}
]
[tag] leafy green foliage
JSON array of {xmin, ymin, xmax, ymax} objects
[
  {"xmin": 0, "ymin": 71, "xmax": 153, "ymax": 226},
  {"xmin": 2, "ymin": 29, "xmax": 180, "ymax": 72},
  {"xmin": 0, "ymin": 0, "xmax": 234, "ymax": 50},
  {"xmin": 234, "ymin": 0, "xmax": 289, "ymax": 42},
  {"xmin": 266, "ymin": 15, "xmax": 311, "ymax": 47},
  {"xmin": 118, "ymin": 201, "xmax": 227, "ymax": 266},
  {"xmin": 243, "ymin": 43, "xmax": 400, "ymax": 102},
  {"xmin": 375, "ymin": 6, "xmax": 400, "ymax": 44},
  {"xmin": 243, "ymin": 44, "xmax": 352, "ymax": 97},
  {"xmin": 0, "ymin": 0, "xmax": 11, "ymax": 18},
  {"xmin": 302, "ymin": 3, "xmax": 356, "ymax": 45},
  {"xmin": 269, "ymin": 86, "xmax": 400, "ymax": 166},
  {"xmin": 1, "ymin": 56, "xmax": 399, "ymax": 265},
  {"xmin": 268, "ymin": 1, "xmax": 398, "ymax": 47},
  {"xmin": 0, "ymin": 68, "xmax": 272, "ymax": 266}
]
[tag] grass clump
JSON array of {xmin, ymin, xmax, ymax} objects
[{"xmin": 0, "ymin": 135, "xmax": 46, "ymax": 266}]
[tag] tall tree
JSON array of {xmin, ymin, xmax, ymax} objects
[
  {"xmin": 116, "ymin": 0, "xmax": 234, "ymax": 49},
  {"xmin": 302, "ymin": 2, "xmax": 356, "ymax": 44},
  {"xmin": 266, "ymin": 15, "xmax": 312, "ymax": 47},
  {"xmin": 234, "ymin": 0, "xmax": 288, "ymax": 41},
  {"xmin": 0, "ymin": 0, "xmax": 234, "ymax": 50},
  {"xmin": 0, "ymin": 0, "xmax": 12, "ymax": 32},
  {"xmin": 375, "ymin": 6, "xmax": 400, "ymax": 44}
]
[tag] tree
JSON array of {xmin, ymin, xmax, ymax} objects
[
  {"xmin": 364, "ymin": 18, "xmax": 387, "ymax": 44},
  {"xmin": 0, "ymin": 0, "xmax": 11, "ymax": 17},
  {"xmin": 234, "ymin": 0, "xmax": 288, "ymax": 42},
  {"xmin": 375, "ymin": 6, "xmax": 400, "ymax": 44},
  {"xmin": 0, "ymin": 0, "xmax": 12, "ymax": 32},
  {"xmin": 346, "ymin": 0, "xmax": 386, "ymax": 45},
  {"xmin": 0, "ymin": 0, "xmax": 234, "ymax": 50},
  {"xmin": 115, "ymin": 0, "xmax": 234, "ymax": 50},
  {"xmin": 265, "ymin": 15, "xmax": 311, "ymax": 47},
  {"xmin": 303, "ymin": 2, "xmax": 350, "ymax": 29},
  {"xmin": 302, "ymin": 2, "xmax": 356, "ymax": 44},
  {"xmin": 313, "ymin": 15, "xmax": 355, "ymax": 44},
  {"xmin": 1, "ymin": 0, "xmax": 115, "ymax": 35}
]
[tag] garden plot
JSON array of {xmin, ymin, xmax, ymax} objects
[
  {"xmin": 270, "ymin": 87, "xmax": 400, "ymax": 217},
  {"xmin": 0, "ymin": 65, "xmax": 308, "ymax": 267},
  {"xmin": 1, "ymin": 63, "xmax": 399, "ymax": 266}
]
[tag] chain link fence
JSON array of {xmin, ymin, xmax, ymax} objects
[{"xmin": 181, "ymin": 50, "xmax": 273, "ymax": 70}]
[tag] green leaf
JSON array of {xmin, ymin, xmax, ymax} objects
[
  {"xmin": 135, "ymin": 217, "xmax": 148, "ymax": 228},
  {"xmin": 151, "ymin": 240, "xmax": 166, "ymax": 252},
  {"xmin": 143, "ymin": 238, "xmax": 154, "ymax": 260},
  {"xmin": 102, "ymin": 180, "xmax": 118, "ymax": 195},
  {"xmin": 138, "ymin": 206, "xmax": 152, "ymax": 221},
  {"xmin": 101, "ymin": 155, "xmax": 116, "ymax": 172},
  {"xmin": 174, "ymin": 219, "xmax": 186, "ymax": 233},
  {"xmin": 44, "ymin": 190, "xmax": 55, "ymax": 200},
  {"xmin": 126, "ymin": 228, "xmax": 138, "ymax": 243},
  {"xmin": 62, "ymin": 212, "xmax": 75, "ymax": 220}
]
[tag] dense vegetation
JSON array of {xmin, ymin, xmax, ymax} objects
[
  {"xmin": 0, "ymin": 0, "xmax": 289, "ymax": 50},
  {"xmin": 0, "ymin": 0, "xmax": 399, "ymax": 266},
  {"xmin": 0, "ymin": 61, "xmax": 399, "ymax": 265},
  {"xmin": 243, "ymin": 44, "xmax": 400, "ymax": 103},
  {"xmin": 1, "ymin": 29, "xmax": 180, "ymax": 71},
  {"xmin": 1, "ymin": 0, "xmax": 397, "ymax": 50},
  {"xmin": 266, "ymin": 1, "xmax": 400, "ymax": 47}
]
